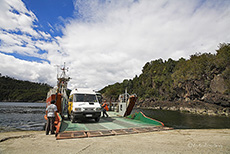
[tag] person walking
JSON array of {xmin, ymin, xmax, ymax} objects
[
  {"xmin": 45, "ymin": 100, "xmax": 57, "ymax": 135},
  {"xmin": 101, "ymin": 101, "xmax": 109, "ymax": 117}
]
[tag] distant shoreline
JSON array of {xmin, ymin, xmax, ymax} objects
[
  {"xmin": 136, "ymin": 100, "xmax": 230, "ymax": 117},
  {"xmin": 1, "ymin": 101, "xmax": 229, "ymax": 117}
]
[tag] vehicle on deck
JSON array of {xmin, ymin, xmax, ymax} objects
[{"xmin": 68, "ymin": 88, "xmax": 101, "ymax": 123}]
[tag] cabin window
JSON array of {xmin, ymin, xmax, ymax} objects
[
  {"xmin": 73, "ymin": 94, "xmax": 97, "ymax": 102},
  {"xmin": 96, "ymin": 94, "xmax": 102, "ymax": 103}
]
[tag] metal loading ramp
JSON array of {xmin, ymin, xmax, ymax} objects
[
  {"xmin": 56, "ymin": 126, "xmax": 173, "ymax": 140},
  {"xmin": 56, "ymin": 112, "xmax": 172, "ymax": 140}
]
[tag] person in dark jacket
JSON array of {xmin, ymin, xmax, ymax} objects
[
  {"xmin": 101, "ymin": 101, "xmax": 109, "ymax": 117},
  {"xmin": 45, "ymin": 100, "xmax": 57, "ymax": 135}
]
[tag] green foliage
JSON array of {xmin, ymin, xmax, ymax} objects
[
  {"xmin": 215, "ymin": 43, "xmax": 230, "ymax": 71},
  {"xmin": 0, "ymin": 75, "xmax": 51, "ymax": 102},
  {"xmin": 222, "ymin": 67, "xmax": 230, "ymax": 94},
  {"xmin": 100, "ymin": 43, "xmax": 230, "ymax": 101},
  {"xmin": 100, "ymin": 82, "xmax": 124, "ymax": 101}
]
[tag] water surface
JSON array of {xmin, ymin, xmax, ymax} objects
[
  {"xmin": 1, "ymin": 102, "xmax": 230, "ymax": 132},
  {"xmin": 0, "ymin": 102, "xmax": 46, "ymax": 132},
  {"xmin": 133, "ymin": 108, "xmax": 230, "ymax": 129}
]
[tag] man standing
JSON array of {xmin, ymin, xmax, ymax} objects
[
  {"xmin": 46, "ymin": 100, "xmax": 57, "ymax": 135},
  {"xmin": 101, "ymin": 101, "xmax": 109, "ymax": 117}
]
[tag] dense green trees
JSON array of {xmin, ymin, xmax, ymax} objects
[
  {"xmin": 100, "ymin": 43, "xmax": 230, "ymax": 101},
  {"xmin": 0, "ymin": 75, "xmax": 51, "ymax": 102}
]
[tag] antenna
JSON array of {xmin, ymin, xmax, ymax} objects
[
  {"xmin": 56, "ymin": 62, "xmax": 71, "ymax": 94},
  {"xmin": 55, "ymin": 65, "xmax": 60, "ymax": 79}
]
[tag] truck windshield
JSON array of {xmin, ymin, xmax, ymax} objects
[{"xmin": 73, "ymin": 94, "xmax": 97, "ymax": 102}]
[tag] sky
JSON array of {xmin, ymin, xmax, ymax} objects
[{"xmin": 0, "ymin": 0, "xmax": 230, "ymax": 90}]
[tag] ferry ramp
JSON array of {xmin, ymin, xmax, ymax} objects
[{"xmin": 56, "ymin": 111, "xmax": 172, "ymax": 140}]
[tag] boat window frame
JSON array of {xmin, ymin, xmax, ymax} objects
[{"xmin": 73, "ymin": 94, "xmax": 98, "ymax": 102}]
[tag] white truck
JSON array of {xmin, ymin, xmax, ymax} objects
[{"xmin": 68, "ymin": 88, "xmax": 101, "ymax": 123}]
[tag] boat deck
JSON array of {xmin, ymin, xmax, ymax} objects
[{"xmin": 56, "ymin": 111, "xmax": 172, "ymax": 140}]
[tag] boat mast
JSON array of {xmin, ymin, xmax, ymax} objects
[{"xmin": 57, "ymin": 62, "xmax": 70, "ymax": 94}]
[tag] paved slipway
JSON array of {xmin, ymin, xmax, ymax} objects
[{"xmin": 0, "ymin": 129, "xmax": 229, "ymax": 154}]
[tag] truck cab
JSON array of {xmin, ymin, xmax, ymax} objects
[{"xmin": 68, "ymin": 88, "xmax": 101, "ymax": 123}]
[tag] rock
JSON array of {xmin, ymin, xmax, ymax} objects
[
  {"xmin": 196, "ymin": 108, "xmax": 205, "ymax": 114},
  {"xmin": 185, "ymin": 97, "xmax": 190, "ymax": 102},
  {"xmin": 210, "ymin": 74, "xmax": 228, "ymax": 94},
  {"xmin": 137, "ymin": 99, "xmax": 230, "ymax": 117},
  {"xmin": 207, "ymin": 110, "xmax": 215, "ymax": 116},
  {"xmin": 201, "ymin": 94, "xmax": 207, "ymax": 101},
  {"xmin": 169, "ymin": 106, "xmax": 177, "ymax": 111},
  {"xmin": 201, "ymin": 93, "xmax": 230, "ymax": 107}
]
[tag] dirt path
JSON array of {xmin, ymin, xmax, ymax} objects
[{"xmin": 0, "ymin": 129, "xmax": 229, "ymax": 154}]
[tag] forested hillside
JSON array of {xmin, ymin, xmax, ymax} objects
[
  {"xmin": 0, "ymin": 75, "xmax": 51, "ymax": 102},
  {"xmin": 100, "ymin": 43, "xmax": 230, "ymax": 108}
]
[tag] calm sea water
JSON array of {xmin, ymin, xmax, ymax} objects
[
  {"xmin": 0, "ymin": 102, "xmax": 46, "ymax": 132},
  {"xmin": 0, "ymin": 102, "xmax": 230, "ymax": 132},
  {"xmin": 133, "ymin": 108, "xmax": 230, "ymax": 129}
]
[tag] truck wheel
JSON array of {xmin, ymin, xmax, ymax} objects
[
  {"xmin": 95, "ymin": 117, "xmax": 100, "ymax": 122},
  {"xmin": 70, "ymin": 113, "xmax": 75, "ymax": 123}
]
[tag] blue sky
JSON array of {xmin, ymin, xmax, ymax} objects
[
  {"xmin": 22, "ymin": 0, "xmax": 74, "ymax": 37},
  {"xmin": 0, "ymin": 0, "xmax": 230, "ymax": 90}
]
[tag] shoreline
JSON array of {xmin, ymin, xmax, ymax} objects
[
  {"xmin": 137, "ymin": 106, "xmax": 230, "ymax": 117},
  {"xmin": 1, "ymin": 101, "xmax": 229, "ymax": 117},
  {"xmin": 0, "ymin": 129, "xmax": 229, "ymax": 153},
  {"xmin": 136, "ymin": 100, "xmax": 230, "ymax": 117}
]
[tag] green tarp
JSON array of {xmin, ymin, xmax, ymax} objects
[{"xmin": 127, "ymin": 111, "xmax": 164, "ymax": 126}]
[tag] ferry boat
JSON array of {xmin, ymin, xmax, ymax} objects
[
  {"xmin": 44, "ymin": 63, "xmax": 70, "ymax": 135},
  {"xmin": 44, "ymin": 63, "xmax": 171, "ymax": 139}
]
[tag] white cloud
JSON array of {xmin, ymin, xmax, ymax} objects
[
  {"xmin": 59, "ymin": 0, "xmax": 230, "ymax": 89},
  {"xmin": 0, "ymin": 0, "xmax": 60, "ymax": 59},
  {"xmin": 0, "ymin": 0, "xmax": 230, "ymax": 91},
  {"xmin": 0, "ymin": 53, "xmax": 56, "ymax": 85},
  {"xmin": 0, "ymin": 0, "xmax": 60, "ymax": 86},
  {"xmin": 0, "ymin": 0, "xmax": 37, "ymax": 35}
]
